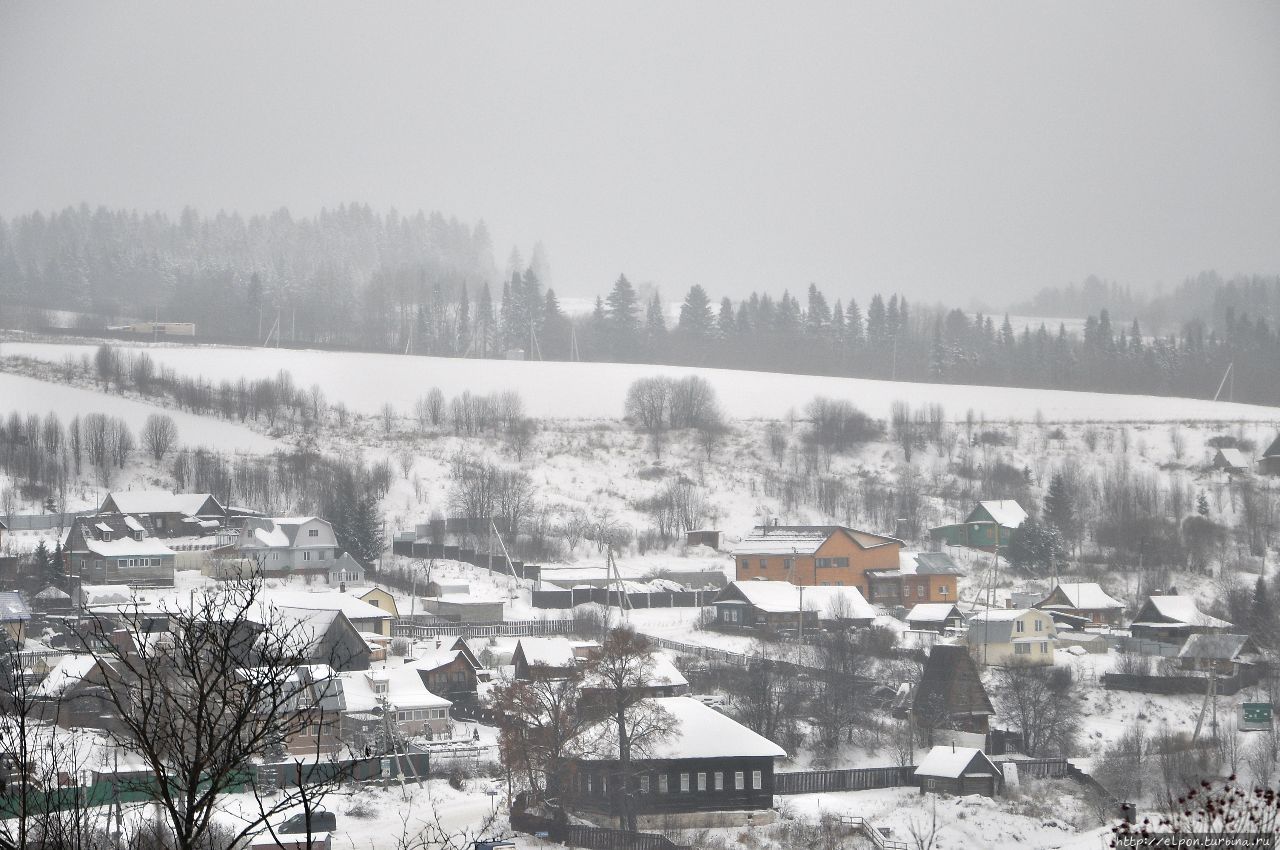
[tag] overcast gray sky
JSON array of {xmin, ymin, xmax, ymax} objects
[{"xmin": 1, "ymin": 1, "xmax": 1277, "ymax": 305}]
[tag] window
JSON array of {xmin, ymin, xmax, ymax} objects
[
  {"xmin": 714, "ymin": 772, "xmax": 724, "ymax": 791},
  {"xmin": 101, "ymin": 531, "xmax": 112, "ymax": 542},
  {"xmin": 833, "ymin": 557, "xmax": 849, "ymax": 568},
  {"xmin": 783, "ymin": 558, "xmax": 793, "ymax": 571},
  {"xmin": 1040, "ymin": 642, "xmax": 1049, "ymax": 653},
  {"xmin": 758, "ymin": 559, "xmax": 766, "ymax": 570},
  {"xmin": 917, "ymin": 585, "xmax": 924, "ymax": 598},
  {"xmin": 309, "ymin": 529, "xmax": 319, "ymax": 537},
  {"xmin": 697, "ymin": 773, "xmax": 707, "ymax": 791},
  {"xmin": 723, "ymin": 608, "xmax": 740, "ymax": 624},
  {"xmin": 680, "ymin": 773, "xmax": 690, "ymax": 792},
  {"xmin": 586, "ymin": 775, "xmax": 593, "ymax": 795},
  {"xmin": 319, "ymin": 550, "xmax": 327, "ymax": 560},
  {"xmin": 816, "ymin": 557, "xmax": 828, "ymax": 568},
  {"xmin": 640, "ymin": 775, "xmax": 650, "ymax": 794},
  {"xmin": 752, "ymin": 770, "xmax": 762, "ymax": 790},
  {"xmin": 1014, "ymin": 643, "xmax": 1031, "ymax": 655},
  {"xmin": 734, "ymin": 772, "xmax": 744, "ymax": 790},
  {"xmin": 1015, "ymin": 620, "xmax": 1025, "ymax": 633},
  {"xmin": 925, "ymin": 778, "xmax": 938, "ymax": 791},
  {"xmin": 303, "ymin": 551, "xmax": 312, "ymax": 561},
  {"xmin": 134, "ymin": 531, "xmax": 143, "ymax": 541},
  {"xmin": 658, "ymin": 774, "xmax": 669, "ymax": 794},
  {"xmin": 739, "ymin": 558, "xmax": 748, "ymax": 571},
  {"xmin": 153, "ymin": 558, "xmax": 162, "ymax": 566},
  {"xmin": 939, "ymin": 585, "xmax": 949, "ymax": 598},
  {"xmin": 1034, "ymin": 619, "xmax": 1043, "ymax": 632}
]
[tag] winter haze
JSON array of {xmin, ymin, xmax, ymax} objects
[{"xmin": 2, "ymin": 1, "xmax": 1279, "ymax": 302}]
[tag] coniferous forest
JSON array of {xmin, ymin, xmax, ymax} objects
[{"xmin": 2, "ymin": 204, "xmax": 1279, "ymax": 406}]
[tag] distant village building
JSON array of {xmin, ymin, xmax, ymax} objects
[
  {"xmin": 512, "ymin": 637, "xmax": 598, "ymax": 681},
  {"xmin": 0, "ymin": 592, "xmax": 32, "ymax": 643},
  {"xmin": 569, "ymin": 696, "xmax": 786, "ymax": 825},
  {"xmin": 340, "ymin": 665, "xmax": 453, "ymax": 749},
  {"xmin": 966, "ymin": 608, "xmax": 1056, "ymax": 666},
  {"xmin": 1130, "ymin": 595, "xmax": 1232, "ymax": 643},
  {"xmin": 1034, "ymin": 582, "xmax": 1126, "ymax": 626},
  {"xmin": 930, "ymin": 500, "xmax": 1027, "ymax": 552},
  {"xmin": 1259, "ymin": 435, "xmax": 1280, "ymax": 476},
  {"xmin": 866, "ymin": 551, "xmax": 963, "ymax": 606},
  {"xmin": 1177, "ymin": 634, "xmax": 1259, "ymax": 678},
  {"xmin": 229, "ymin": 517, "xmax": 342, "ymax": 578},
  {"xmin": 730, "ymin": 525, "xmax": 903, "ymax": 599},
  {"xmin": 1212, "ymin": 448, "xmax": 1251, "ymax": 473},
  {"xmin": 914, "ymin": 746, "xmax": 1001, "ymax": 798},
  {"xmin": 912, "ymin": 644, "xmax": 995, "ymax": 736},
  {"xmin": 905, "ymin": 603, "xmax": 965, "ymax": 634},
  {"xmin": 711, "ymin": 580, "xmax": 874, "ymax": 631},
  {"xmin": 65, "ymin": 515, "xmax": 177, "ymax": 587}
]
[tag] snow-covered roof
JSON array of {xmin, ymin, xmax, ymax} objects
[
  {"xmin": 261, "ymin": 590, "xmax": 392, "ymax": 622},
  {"xmin": 577, "ymin": 697, "xmax": 786, "ymax": 761},
  {"xmin": 0, "ymin": 592, "xmax": 31, "ymax": 621},
  {"xmin": 967, "ymin": 607, "xmax": 1029, "ymax": 622},
  {"xmin": 906, "ymin": 603, "xmax": 963, "ymax": 624},
  {"xmin": 103, "ymin": 491, "xmax": 221, "ymax": 516},
  {"xmin": 1139, "ymin": 596, "xmax": 1232, "ymax": 629},
  {"xmin": 83, "ymin": 536, "xmax": 174, "ymax": 557},
  {"xmin": 1216, "ymin": 448, "xmax": 1250, "ymax": 468},
  {"xmin": 895, "ymin": 551, "xmax": 964, "ymax": 576},
  {"xmin": 914, "ymin": 746, "xmax": 994, "ymax": 779},
  {"xmin": 340, "ymin": 666, "xmax": 451, "ymax": 714},
  {"xmin": 1178, "ymin": 633, "xmax": 1252, "ymax": 662},
  {"xmin": 581, "ymin": 653, "xmax": 689, "ymax": 691},
  {"xmin": 123, "ymin": 516, "xmax": 145, "ymax": 533},
  {"xmin": 1042, "ymin": 582, "xmax": 1124, "ymax": 611},
  {"xmin": 411, "ymin": 650, "xmax": 467, "ymax": 672},
  {"xmin": 35, "ymin": 655, "xmax": 99, "ymax": 698},
  {"xmin": 79, "ymin": 584, "xmax": 135, "ymax": 607},
  {"xmin": 731, "ymin": 525, "xmax": 901, "ymax": 556},
  {"xmin": 719, "ymin": 580, "xmax": 873, "ymax": 619},
  {"xmin": 516, "ymin": 637, "xmax": 580, "ymax": 667},
  {"xmin": 34, "ymin": 586, "xmax": 72, "ymax": 601},
  {"xmin": 977, "ymin": 500, "xmax": 1027, "ymax": 528}
]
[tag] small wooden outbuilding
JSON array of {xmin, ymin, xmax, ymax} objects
[{"xmin": 914, "ymin": 746, "xmax": 1001, "ymax": 798}]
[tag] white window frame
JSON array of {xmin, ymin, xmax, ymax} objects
[
  {"xmin": 734, "ymin": 771, "xmax": 744, "ymax": 790},
  {"xmin": 697, "ymin": 772, "xmax": 706, "ymax": 791},
  {"xmin": 658, "ymin": 774, "xmax": 668, "ymax": 794},
  {"xmin": 680, "ymin": 773, "xmax": 690, "ymax": 793},
  {"xmin": 714, "ymin": 772, "xmax": 724, "ymax": 791},
  {"xmin": 752, "ymin": 770, "xmax": 762, "ymax": 790}
]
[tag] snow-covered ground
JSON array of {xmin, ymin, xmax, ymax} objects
[{"xmin": 5, "ymin": 339, "xmax": 1277, "ymax": 423}]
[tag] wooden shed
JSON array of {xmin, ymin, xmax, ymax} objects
[{"xmin": 914, "ymin": 745, "xmax": 1001, "ymax": 798}]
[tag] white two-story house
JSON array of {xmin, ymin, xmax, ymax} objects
[
  {"xmin": 222, "ymin": 517, "xmax": 342, "ymax": 578},
  {"xmin": 966, "ymin": 608, "xmax": 1056, "ymax": 667}
]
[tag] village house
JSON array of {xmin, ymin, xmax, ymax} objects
[
  {"xmin": 569, "ymin": 696, "xmax": 785, "ymax": 827},
  {"xmin": 340, "ymin": 665, "xmax": 453, "ymax": 750},
  {"xmin": 32, "ymin": 654, "xmax": 115, "ymax": 730},
  {"xmin": 711, "ymin": 580, "xmax": 874, "ymax": 632},
  {"xmin": 98, "ymin": 491, "xmax": 227, "ymax": 531},
  {"xmin": 911, "ymin": 644, "xmax": 995, "ymax": 738},
  {"xmin": 914, "ymin": 746, "xmax": 1001, "ymax": 798},
  {"xmin": 264, "ymin": 589, "xmax": 395, "ymax": 637},
  {"xmin": 905, "ymin": 603, "xmax": 966, "ymax": 634},
  {"xmin": 865, "ymin": 551, "xmax": 964, "ymax": 606},
  {"xmin": 1259, "ymin": 435, "xmax": 1280, "ymax": 476},
  {"xmin": 1212, "ymin": 448, "xmax": 1251, "ymax": 473},
  {"xmin": 410, "ymin": 648, "xmax": 479, "ymax": 700},
  {"xmin": 226, "ymin": 517, "xmax": 343, "ymax": 579},
  {"xmin": 64, "ymin": 515, "xmax": 177, "ymax": 587},
  {"xmin": 1129, "ymin": 595, "xmax": 1232, "ymax": 643},
  {"xmin": 580, "ymin": 653, "xmax": 691, "ymax": 708},
  {"xmin": 274, "ymin": 606, "xmax": 375, "ymax": 672},
  {"xmin": 730, "ymin": 524, "xmax": 903, "ymax": 598},
  {"xmin": 1177, "ymin": 633, "xmax": 1259, "ymax": 678},
  {"xmin": 1034, "ymin": 582, "xmax": 1126, "ymax": 626},
  {"xmin": 358, "ymin": 586, "xmax": 400, "ymax": 619},
  {"xmin": 930, "ymin": 500, "xmax": 1027, "ymax": 553},
  {"xmin": 966, "ymin": 608, "xmax": 1056, "ymax": 666},
  {"xmin": 273, "ymin": 664, "xmax": 347, "ymax": 756},
  {"xmin": 512, "ymin": 637, "xmax": 598, "ymax": 681}
]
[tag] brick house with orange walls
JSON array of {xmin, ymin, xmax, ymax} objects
[{"xmin": 730, "ymin": 525, "xmax": 903, "ymax": 598}]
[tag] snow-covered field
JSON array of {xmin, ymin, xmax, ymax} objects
[
  {"xmin": 5, "ymin": 339, "xmax": 1277, "ymax": 423},
  {"xmin": 0, "ymin": 371, "xmax": 280, "ymax": 454}
]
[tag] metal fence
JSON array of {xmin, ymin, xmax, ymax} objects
[{"xmin": 531, "ymin": 588, "xmax": 717, "ymax": 610}]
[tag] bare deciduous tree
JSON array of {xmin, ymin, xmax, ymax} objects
[{"xmin": 141, "ymin": 413, "xmax": 179, "ymax": 462}]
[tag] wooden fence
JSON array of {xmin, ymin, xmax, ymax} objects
[
  {"xmin": 392, "ymin": 619, "xmax": 575, "ymax": 639},
  {"xmin": 531, "ymin": 588, "xmax": 717, "ymax": 610},
  {"xmin": 775, "ymin": 765, "xmax": 915, "ymax": 795},
  {"xmin": 1103, "ymin": 669, "xmax": 1259, "ymax": 696},
  {"xmin": 510, "ymin": 811, "xmax": 691, "ymax": 850}
]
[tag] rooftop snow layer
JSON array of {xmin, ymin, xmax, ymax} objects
[
  {"xmin": 578, "ymin": 696, "xmax": 786, "ymax": 761},
  {"xmin": 978, "ymin": 500, "xmax": 1028, "ymax": 528}
]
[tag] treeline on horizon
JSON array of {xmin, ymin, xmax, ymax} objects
[{"xmin": 1, "ymin": 204, "xmax": 1279, "ymax": 405}]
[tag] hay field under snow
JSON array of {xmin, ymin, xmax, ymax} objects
[{"xmin": 4, "ymin": 339, "xmax": 1278, "ymax": 423}]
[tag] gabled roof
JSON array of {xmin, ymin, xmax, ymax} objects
[
  {"xmin": 1135, "ymin": 596, "xmax": 1232, "ymax": 629},
  {"xmin": 34, "ymin": 586, "xmax": 72, "ymax": 601},
  {"xmin": 1178, "ymin": 633, "xmax": 1253, "ymax": 662},
  {"xmin": 715, "ymin": 580, "xmax": 874, "ymax": 619},
  {"xmin": 35, "ymin": 654, "xmax": 101, "ymax": 698},
  {"xmin": 1215, "ymin": 448, "xmax": 1250, "ymax": 468},
  {"xmin": 1039, "ymin": 582, "xmax": 1124, "ymax": 611},
  {"xmin": 581, "ymin": 653, "xmax": 688, "ymax": 691},
  {"xmin": 515, "ymin": 637, "xmax": 580, "ymax": 668},
  {"xmin": 0, "ymin": 592, "xmax": 32, "ymax": 621},
  {"xmin": 906, "ymin": 603, "xmax": 964, "ymax": 624},
  {"xmin": 101, "ymin": 491, "xmax": 224, "ymax": 517},
  {"xmin": 575, "ymin": 696, "xmax": 786, "ymax": 761},
  {"xmin": 966, "ymin": 608, "xmax": 1054, "ymax": 645},
  {"xmin": 731, "ymin": 525, "xmax": 902, "ymax": 556},
  {"xmin": 914, "ymin": 746, "xmax": 997, "ymax": 779},
  {"xmin": 973, "ymin": 501, "xmax": 1027, "ymax": 529},
  {"xmin": 340, "ymin": 665, "xmax": 451, "ymax": 714},
  {"xmin": 1264, "ymin": 435, "xmax": 1280, "ymax": 458},
  {"xmin": 914, "ymin": 644, "xmax": 994, "ymax": 719},
  {"xmin": 261, "ymin": 590, "xmax": 392, "ymax": 622}
]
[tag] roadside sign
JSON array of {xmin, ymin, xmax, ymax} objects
[{"xmin": 1242, "ymin": 703, "xmax": 1273, "ymax": 731}]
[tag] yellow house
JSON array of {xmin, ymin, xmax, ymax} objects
[
  {"xmin": 358, "ymin": 586, "xmax": 400, "ymax": 620},
  {"xmin": 966, "ymin": 608, "xmax": 1056, "ymax": 667}
]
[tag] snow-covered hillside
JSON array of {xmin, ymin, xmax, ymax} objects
[
  {"xmin": 0, "ymin": 371, "xmax": 279, "ymax": 453},
  {"xmin": 6, "ymin": 339, "xmax": 1278, "ymax": 423}
]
